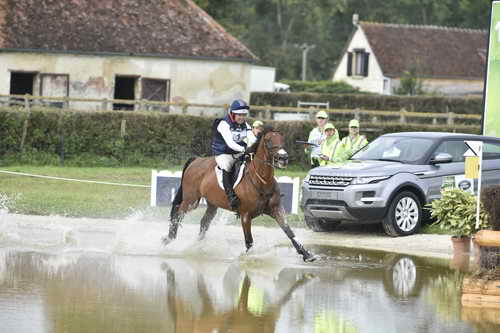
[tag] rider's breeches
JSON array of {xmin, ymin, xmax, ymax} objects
[{"xmin": 215, "ymin": 154, "xmax": 241, "ymax": 172}]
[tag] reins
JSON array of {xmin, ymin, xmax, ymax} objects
[{"xmin": 244, "ymin": 138, "xmax": 283, "ymax": 199}]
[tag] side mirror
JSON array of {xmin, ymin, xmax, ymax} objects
[{"xmin": 430, "ymin": 152, "xmax": 453, "ymax": 165}]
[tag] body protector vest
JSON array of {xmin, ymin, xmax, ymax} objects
[{"xmin": 211, "ymin": 115, "xmax": 249, "ymax": 155}]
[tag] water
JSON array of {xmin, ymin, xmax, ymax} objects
[{"xmin": 0, "ymin": 214, "xmax": 498, "ymax": 333}]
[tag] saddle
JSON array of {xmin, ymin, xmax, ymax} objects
[{"xmin": 215, "ymin": 160, "xmax": 246, "ymax": 190}]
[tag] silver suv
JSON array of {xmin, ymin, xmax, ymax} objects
[{"xmin": 300, "ymin": 132, "xmax": 500, "ymax": 236}]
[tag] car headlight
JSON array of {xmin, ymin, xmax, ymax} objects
[
  {"xmin": 303, "ymin": 174, "xmax": 311, "ymax": 183},
  {"xmin": 351, "ymin": 176, "xmax": 390, "ymax": 185}
]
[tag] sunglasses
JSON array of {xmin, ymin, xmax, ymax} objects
[{"xmin": 316, "ymin": 117, "xmax": 327, "ymax": 120}]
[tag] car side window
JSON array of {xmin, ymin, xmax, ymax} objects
[
  {"xmin": 484, "ymin": 142, "xmax": 500, "ymax": 160},
  {"xmin": 433, "ymin": 141, "xmax": 468, "ymax": 163}
]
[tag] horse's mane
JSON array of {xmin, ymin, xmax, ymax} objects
[{"xmin": 247, "ymin": 125, "xmax": 275, "ymax": 154}]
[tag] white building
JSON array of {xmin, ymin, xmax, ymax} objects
[
  {"xmin": 333, "ymin": 16, "xmax": 487, "ymax": 96},
  {"xmin": 0, "ymin": 0, "xmax": 273, "ymax": 112}
]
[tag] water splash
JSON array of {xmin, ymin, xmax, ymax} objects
[{"xmin": 0, "ymin": 193, "xmax": 19, "ymax": 215}]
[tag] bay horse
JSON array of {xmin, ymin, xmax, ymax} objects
[{"xmin": 163, "ymin": 127, "xmax": 317, "ymax": 262}]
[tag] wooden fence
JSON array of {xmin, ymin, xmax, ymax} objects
[{"xmin": 0, "ymin": 93, "xmax": 482, "ymax": 127}]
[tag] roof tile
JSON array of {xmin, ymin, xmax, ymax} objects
[
  {"xmin": 360, "ymin": 22, "xmax": 486, "ymax": 79},
  {"xmin": 0, "ymin": 0, "xmax": 256, "ymax": 61}
]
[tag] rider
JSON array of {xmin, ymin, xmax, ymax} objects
[{"xmin": 212, "ymin": 99, "xmax": 252, "ymax": 211}]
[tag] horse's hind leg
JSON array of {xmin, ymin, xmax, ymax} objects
[
  {"xmin": 199, "ymin": 203, "xmax": 218, "ymax": 240},
  {"xmin": 163, "ymin": 198, "xmax": 199, "ymax": 245}
]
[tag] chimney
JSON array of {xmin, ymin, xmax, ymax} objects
[{"xmin": 353, "ymin": 13, "xmax": 359, "ymax": 26}]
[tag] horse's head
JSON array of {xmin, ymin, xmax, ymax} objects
[{"xmin": 261, "ymin": 130, "xmax": 289, "ymax": 169}]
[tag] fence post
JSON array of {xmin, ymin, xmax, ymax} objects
[
  {"xmin": 309, "ymin": 109, "xmax": 315, "ymax": 122},
  {"xmin": 265, "ymin": 105, "xmax": 272, "ymax": 120},
  {"xmin": 121, "ymin": 119, "xmax": 127, "ymax": 138},
  {"xmin": 59, "ymin": 135, "xmax": 65, "ymax": 166},
  {"xmin": 399, "ymin": 108, "xmax": 407, "ymax": 124},
  {"xmin": 102, "ymin": 98, "xmax": 108, "ymax": 111},
  {"xmin": 20, "ymin": 118, "xmax": 29, "ymax": 153},
  {"xmin": 354, "ymin": 108, "xmax": 361, "ymax": 121},
  {"xmin": 447, "ymin": 112, "xmax": 455, "ymax": 126},
  {"xmin": 24, "ymin": 94, "xmax": 31, "ymax": 111},
  {"xmin": 64, "ymin": 96, "xmax": 69, "ymax": 109}
]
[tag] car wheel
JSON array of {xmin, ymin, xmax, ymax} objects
[
  {"xmin": 382, "ymin": 254, "xmax": 422, "ymax": 300},
  {"xmin": 304, "ymin": 216, "xmax": 340, "ymax": 232},
  {"xmin": 382, "ymin": 191, "xmax": 422, "ymax": 237}
]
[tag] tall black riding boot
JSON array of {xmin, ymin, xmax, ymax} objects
[{"xmin": 222, "ymin": 170, "xmax": 240, "ymax": 211}]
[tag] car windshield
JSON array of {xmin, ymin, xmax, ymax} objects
[{"xmin": 351, "ymin": 136, "xmax": 435, "ymax": 163}]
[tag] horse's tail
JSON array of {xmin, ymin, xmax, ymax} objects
[{"xmin": 170, "ymin": 157, "xmax": 196, "ymax": 221}]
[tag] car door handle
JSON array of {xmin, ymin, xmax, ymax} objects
[{"xmin": 414, "ymin": 171, "xmax": 436, "ymax": 176}]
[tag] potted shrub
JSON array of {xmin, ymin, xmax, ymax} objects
[{"xmin": 428, "ymin": 188, "xmax": 490, "ymax": 256}]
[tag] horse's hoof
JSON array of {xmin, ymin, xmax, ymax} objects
[
  {"xmin": 162, "ymin": 236, "xmax": 172, "ymax": 246},
  {"xmin": 303, "ymin": 253, "xmax": 319, "ymax": 263}
]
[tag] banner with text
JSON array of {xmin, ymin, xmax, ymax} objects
[{"xmin": 150, "ymin": 170, "xmax": 301, "ymax": 214}]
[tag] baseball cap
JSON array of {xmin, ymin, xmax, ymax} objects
[
  {"xmin": 349, "ymin": 119, "xmax": 360, "ymax": 127},
  {"xmin": 324, "ymin": 123, "xmax": 336, "ymax": 131},
  {"xmin": 316, "ymin": 111, "xmax": 328, "ymax": 119},
  {"xmin": 252, "ymin": 120, "xmax": 264, "ymax": 128}
]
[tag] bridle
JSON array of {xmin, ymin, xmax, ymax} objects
[{"xmin": 247, "ymin": 135, "xmax": 287, "ymax": 186}]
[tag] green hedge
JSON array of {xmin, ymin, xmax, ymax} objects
[
  {"xmin": 250, "ymin": 92, "xmax": 483, "ymax": 115},
  {"xmin": 279, "ymin": 80, "xmax": 362, "ymax": 94},
  {"xmin": 0, "ymin": 108, "xmax": 480, "ymax": 167}
]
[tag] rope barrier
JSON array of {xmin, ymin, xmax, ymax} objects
[{"xmin": 0, "ymin": 170, "xmax": 151, "ymax": 188}]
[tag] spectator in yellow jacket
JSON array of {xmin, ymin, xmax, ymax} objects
[
  {"xmin": 319, "ymin": 123, "xmax": 344, "ymax": 166},
  {"xmin": 341, "ymin": 119, "xmax": 368, "ymax": 160}
]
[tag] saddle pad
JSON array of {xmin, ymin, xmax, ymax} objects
[{"xmin": 215, "ymin": 163, "xmax": 246, "ymax": 190}]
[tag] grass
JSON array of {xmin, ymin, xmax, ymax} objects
[
  {"xmin": 0, "ymin": 164, "xmax": 307, "ymax": 222},
  {"xmin": 0, "ymin": 164, "xmax": 449, "ymax": 234}
]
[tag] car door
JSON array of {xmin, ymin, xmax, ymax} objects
[{"xmin": 422, "ymin": 139, "xmax": 469, "ymax": 201}]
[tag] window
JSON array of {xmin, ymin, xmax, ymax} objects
[
  {"xmin": 383, "ymin": 79, "xmax": 390, "ymax": 95},
  {"xmin": 142, "ymin": 78, "xmax": 171, "ymax": 111},
  {"xmin": 484, "ymin": 142, "xmax": 500, "ymax": 160},
  {"xmin": 433, "ymin": 141, "xmax": 468, "ymax": 163},
  {"xmin": 351, "ymin": 136, "xmax": 434, "ymax": 164},
  {"xmin": 9, "ymin": 71, "xmax": 37, "ymax": 107},
  {"xmin": 10, "ymin": 71, "xmax": 36, "ymax": 95},
  {"xmin": 347, "ymin": 49, "xmax": 370, "ymax": 77},
  {"xmin": 113, "ymin": 76, "xmax": 138, "ymax": 111}
]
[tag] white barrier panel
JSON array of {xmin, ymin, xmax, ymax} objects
[{"xmin": 151, "ymin": 170, "xmax": 300, "ymax": 214}]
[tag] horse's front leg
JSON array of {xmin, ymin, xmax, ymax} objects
[
  {"xmin": 269, "ymin": 205, "xmax": 317, "ymax": 262},
  {"xmin": 240, "ymin": 213, "xmax": 254, "ymax": 252}
]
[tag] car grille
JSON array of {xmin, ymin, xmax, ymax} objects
[{"xmin": 309, "ymin": 175, "xmax": 353, "ymax": 187}]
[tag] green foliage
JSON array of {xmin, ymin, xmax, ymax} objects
[
  {"xmin": 193, "ymin": 0, "xmax": 491, "ymax": 81},
  {"xmin": 428, "ymin": 188, "xmax": 490, "ymax": 237},
  {"xmin": 250, "ymin": 92, "xmax": 482, "ymax": 115},
  {"xmin": 280, "ymin": 80, "xmax": 361, "ymax": 94},
  {"xmin": 0, "ymin": 108, "xmax": 480, "ymax": 168},
  {"xmin": 395, "ymin": 67, "xmax": 424, "ymax": 96}
]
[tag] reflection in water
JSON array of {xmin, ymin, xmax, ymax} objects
[{"xmin": 0, "ymin": 247, "xmax": 497, "ymax": 333}]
